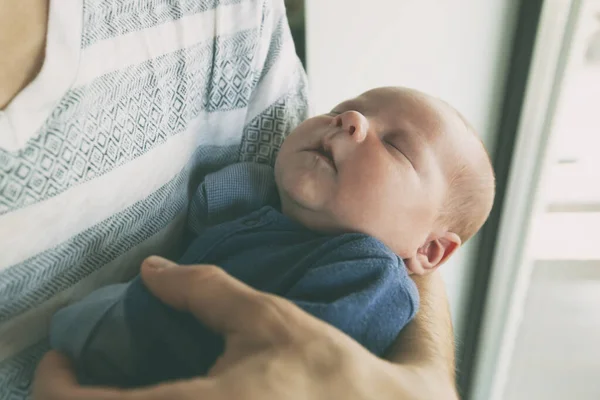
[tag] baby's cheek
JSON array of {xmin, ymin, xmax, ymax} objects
[
  {"xmin": 286, "ymin": 169, "xmax": 329, "ymax": 208},
  {"xmin": 332, "ymin": 189, "xmax": 377, "ymax": 229}
]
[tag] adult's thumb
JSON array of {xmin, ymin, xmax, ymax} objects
[{"xmin": 140, "ymin": 256, "xmax": 264, "ymax": 335}]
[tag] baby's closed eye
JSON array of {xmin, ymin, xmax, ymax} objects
[{"xmin": 383, "ymin": 138, "xmax": 414, "ymax": 167}]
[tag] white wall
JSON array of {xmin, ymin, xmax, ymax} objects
[{"xmin": 305, "ymin": 0, "xmax": 519, "ymax": 340}]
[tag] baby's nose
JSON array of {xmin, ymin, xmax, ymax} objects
[{"xmin": 333, "ymin": 111, "xmax": 369, "ymax": 143}]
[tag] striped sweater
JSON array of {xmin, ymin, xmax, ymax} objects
[{"xmin": 0, "ymin": 0, "xmax": 308, "ymax": 397}]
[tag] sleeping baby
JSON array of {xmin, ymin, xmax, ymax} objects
[{"xmin": 50, "ymin": 86, "xmax": 495, "ymax": 387}]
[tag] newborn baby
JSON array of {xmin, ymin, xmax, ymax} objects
[{"xmin": 50, "ymin": 87, "xmax": 495, "ymax": 387}]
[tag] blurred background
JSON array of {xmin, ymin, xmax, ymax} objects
[{"xmin": 286, "ymin": 0, "xmax": 600, "ymax": 399}]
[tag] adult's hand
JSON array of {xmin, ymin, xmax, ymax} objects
[{"xmin": 34, "ymin": 256, "xmax": 457, "ymax": 400}]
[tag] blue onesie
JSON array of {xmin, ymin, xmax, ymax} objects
[{"xmin": 50, "ymin": 163, "xmax": 419, "ymax": 387}]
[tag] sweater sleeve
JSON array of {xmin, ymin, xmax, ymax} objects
[{"xmin": 285, "ymin": 234, "xmax": 419, "ymax": 356}]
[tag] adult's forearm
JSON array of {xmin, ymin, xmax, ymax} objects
[{"xmin": 386, "ymin": 271, "xmax": 457, "ymax": 380}]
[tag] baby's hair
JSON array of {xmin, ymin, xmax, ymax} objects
[{"xmin": 437, "ymin": 107, "xmax": 496, "ymax": 244}]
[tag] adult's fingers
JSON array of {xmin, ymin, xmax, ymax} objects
[
  {"xmin": 33, "ymin": 350, "xmax": 221, "ymax": 400},
  {"xmin": 140, "ymin": 256, "xmax": 288, "ymax": 337}
]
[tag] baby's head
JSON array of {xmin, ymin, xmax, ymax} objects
[{"xmin": 275, "ymin": 87, "xmax": 495, "ymax": 275}]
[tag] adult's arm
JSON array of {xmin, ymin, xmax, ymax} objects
[{"xmin": 386, "ymin": 272, "xmax": 458, "ymax": 397}]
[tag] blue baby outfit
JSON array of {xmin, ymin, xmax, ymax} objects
[{"xmin": 50, "ymin": 163, "xmax": 419, "ymax": 386}]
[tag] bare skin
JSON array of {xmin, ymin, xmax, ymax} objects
[{"xmin": 0, "ymin": 0, "xmax": 49, "ymax": 109}]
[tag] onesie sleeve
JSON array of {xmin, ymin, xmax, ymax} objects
[{"xmin": 50, "ymin": 275, "xmax": 223, "ymax": 387}]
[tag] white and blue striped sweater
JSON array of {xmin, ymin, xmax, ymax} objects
[{"xmin": 0, "ymin": 0, "xmax": 308, "ymax": 397}]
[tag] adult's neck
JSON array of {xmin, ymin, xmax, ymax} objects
[{"xmin": 0, "ymin": 0, "xmax": 49, "ymax": 110}]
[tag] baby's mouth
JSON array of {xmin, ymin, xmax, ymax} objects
[{"xmin": 312, "ymin": 144, "xmax": 337, "ymax": 171}]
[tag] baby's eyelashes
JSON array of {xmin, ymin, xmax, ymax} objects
[{"xmin": 384, "ymin": 139, "xmax": 415, "ymax": 168}]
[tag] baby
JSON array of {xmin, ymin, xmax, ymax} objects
[{"xmin": 50, "ymin": 87, "xmax": 495, "ymax": 387}]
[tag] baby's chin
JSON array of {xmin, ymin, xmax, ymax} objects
[{"xmin": 278, "ymin": 193, "xmax": 344, "ymax": 235}]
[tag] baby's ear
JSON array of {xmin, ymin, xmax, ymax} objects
[{"xmin": 405, "ymin": 232, "xmax": 461, "ymax": 275}]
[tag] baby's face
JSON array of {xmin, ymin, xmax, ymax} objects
[{"xmin": 275, "ymin": 87, "xmax": 473, "ymax": 259}]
